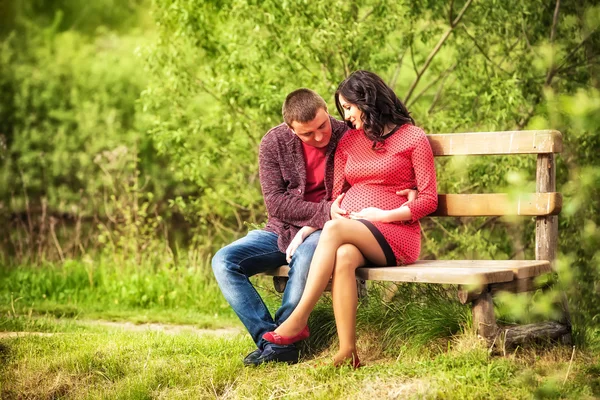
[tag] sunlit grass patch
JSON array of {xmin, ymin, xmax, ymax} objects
[
  {"xmin": 1, "ymin": 262, "xmax": 599, "ymax": 399},
  {"xmin": 0, "ymin": 259, "xmax": 239, "ymax": 328},
  {"xmin": 0, "ymin": 320, "xmax": 598, "ymax": 399},
  {"xmin": 0, "ymin": 328, "xmax": 250, "ymax": 398}
]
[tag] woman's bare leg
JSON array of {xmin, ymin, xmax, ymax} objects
[
  {"xmin": 273, "ymin": 219, "xmax": 386, "ymax": 337},
  {"xmin": 331, "ymin": 244, "xmax": 365, "ymax": 365}
]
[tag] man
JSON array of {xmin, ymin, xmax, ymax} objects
[{"xmin": 212, "ymin": 88, "xmax": 348, "ymax": 366}]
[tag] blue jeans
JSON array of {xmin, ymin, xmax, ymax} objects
[{"xmin": 212, "ymin": 229, "xmax": 321, "ymax": 350}]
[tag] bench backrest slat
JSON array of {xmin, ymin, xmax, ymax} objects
[
  {"xmin": 428, "ymin": 130, "xmax": 562, "ymax": 156},
  {"xmin": 423, "ymin": 131, "xmax": 562, "ymax": 264},
  {"xmin": 432, "ymin": 193, "xmax": 562, "ymax": 217}
]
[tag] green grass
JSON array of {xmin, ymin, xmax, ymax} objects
[
  {"xmin": 0, "ymin": 259, "xmax": 240, "ymax": 328},
  {"xmin": 0, "ymin": 317, "xmax": 598, "ymax": 399},
  {"xmin": 1, "ymin": 261, "xmax": 599, "ymax": 398}
]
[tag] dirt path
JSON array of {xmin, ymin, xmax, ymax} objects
[
  {"xmin": 0, "ymin": 319, "xmax": 243, "ymax": 339},
  {"xmin": 88, "ymin": 320, "xmax": 242, "ymax": 336}
]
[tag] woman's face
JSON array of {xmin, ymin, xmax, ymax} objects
[{"xmin": 338, "ymin": 95, "xmax": 364, "ymax": 130}]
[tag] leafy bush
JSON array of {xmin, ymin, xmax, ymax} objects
[{"xmin": 0, "ymin": 2, "xmax": 197, "ymax": 262}]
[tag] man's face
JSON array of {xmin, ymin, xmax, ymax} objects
[{"xmin": 289, "ymin": 108, "xmax": 332, "ymax": 148}]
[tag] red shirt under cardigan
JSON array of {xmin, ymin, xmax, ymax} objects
[{"xmin": 301, "ymin": 142, "xmax": 327, "ymax": 203}]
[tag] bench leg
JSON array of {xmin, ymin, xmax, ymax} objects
[
  {"xmin": 472, "ymin": 286, "xmax": 498, "ymax": 340},
  {"xmin": 273, "ymin": 276, "xmax": 288, "ymax": 293},
  {"xmin": 556, "ymin": 291, "xmax": 573, "ymax": 345},
  {"xmin": 356, "ymin": 279, "xmax": 368, "ymax": 300}
]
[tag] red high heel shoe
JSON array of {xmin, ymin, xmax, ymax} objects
[{"xmin": 262, "ymin": 325, "xmax": 310, "ymax": 345}]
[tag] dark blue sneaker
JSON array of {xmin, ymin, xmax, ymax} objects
[
  {"xmin": 243, "ymin": 348, "xmax": 263, "ymax": 366},
  {"xmin": 249, "ymin": 344, "xmax": 299, "ymax": 366}
]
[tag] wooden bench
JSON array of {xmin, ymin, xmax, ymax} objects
[{"xmin": 263, "ymin": 130, "xmax": 571, "ymax": 348}]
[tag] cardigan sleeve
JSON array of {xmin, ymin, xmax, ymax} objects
[
  {"xmin": 259, "ymin": 136, "xmax": 332, "ymax": 229},
  {"xmin": 406, "ymin": 130, "xmax": 438, "ymax": 222}
]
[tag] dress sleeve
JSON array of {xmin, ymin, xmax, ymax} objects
[
  {"xmin": 332, "ymin": 135, "xmax": 350, "ymax": 199},
  {"xmin": 406, "ymin": 129, "xmax": 438, "ymax": 222}
]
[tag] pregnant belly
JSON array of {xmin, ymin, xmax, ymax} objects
[{"xmin": 340, "ymin": 185, "xmax": 407, "ymax": 213}]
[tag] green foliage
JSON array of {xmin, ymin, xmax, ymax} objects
[
  {"xmin": 142, "ymin": 0, "xmax": 411, "ymax": 235},
  {"xmin": 0, "ymin": 0, "xmax": 200, "ymax": 265},
  {"xmin": 144, "ymin": 0, "xmax": 600, "ymax": 331},
  {"xmin": 359, "ymin": 283, "xmax": 469, "ymax": 349},
  {"xmin": 0, "ymin": 24, "xmax": 148, "ymax": 211},
  {"xmin": 0, "ymin": 0, "xmax": 151, "ymax": 36},
  {"xmin": 551, "ymin": 89, "xmax": 600, "ymax": 328}
]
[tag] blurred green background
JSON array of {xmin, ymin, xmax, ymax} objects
[{"xmin": 0, "ymin": 0, "xmax": 599, "ymax": 341}]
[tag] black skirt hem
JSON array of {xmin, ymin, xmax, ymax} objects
[{"xmin": 356, "ymin": 219, "xmax": 397, "ymax": 266}]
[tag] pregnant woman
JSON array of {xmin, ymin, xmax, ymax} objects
[{"xmin": 263, "ymin": 70, "xmax": 438, "ymax": 367}]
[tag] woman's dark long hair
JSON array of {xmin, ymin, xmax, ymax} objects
[{"xmin": 335, "ymin": 70, "xmax": 414, "ymax": 144}]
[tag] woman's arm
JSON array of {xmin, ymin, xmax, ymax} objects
[
  {"xmin": 405, "ymin": 131, "xmax": 438, "ymax": 221},
  {"xmin": 349, "ymin": 205, "xmax": 411, "ymax": 222}
]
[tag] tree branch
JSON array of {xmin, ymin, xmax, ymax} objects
[
  {"xmin": 407, "ymin": 63, "xmax": 456, "ymax": 108},
  {"xmin": 498, "ymin": 36, "xmax": 522, "ymax": 68},
  {"xmin": 409, "ymin": 35, "xmax": 419, "ymax": 78},
  {"xmin": 428, "ymin": 75, "xmax": 455, "ymax": 114},
  {"xmin": 389, "ymin": 47, "xmax": 407, "ymax": 89},
  {"xmin": 404, "ymin": 0, "xmax": 474, "ymax": 103},
  {"xmin": 550, "ymin": 0, "xmax": 560, "ymax": 43},
  {"xmin": 461, "ymin": 25, "xmax": 511, "ymax": 75},
  {"xmin": 359, "ymin": 7, "xmax": 375, "ymax": 23},
  {"xmin": 521, "ymin": 20, "xmax": 536, "ymax": 55},
  {"xmin": 545, "ymin": 0, "xmax": 561, "ymax": 85},
  {"xmin": 554, "ymin": 30, "xmax": 598, "ymax": 75}
]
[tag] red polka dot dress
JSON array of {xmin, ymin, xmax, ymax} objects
[{"xmin": 333, "ymin": 124, "xmax": 438, "ymax": 265}]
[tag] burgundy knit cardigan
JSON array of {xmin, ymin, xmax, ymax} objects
[{"xmin": 259, "ymin": 117, "xmax": 349, "ymax": 252}]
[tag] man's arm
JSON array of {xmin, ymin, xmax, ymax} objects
[{"xmin": 259, "ymin": 136, "xmax": 332, "ymax": 229}]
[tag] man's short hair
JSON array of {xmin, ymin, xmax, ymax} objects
[{"xmin": 282, "ymin": 88, "xmax": 327, "ymax": 127}]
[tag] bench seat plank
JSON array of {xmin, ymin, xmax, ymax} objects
[
  {"xmin": 397, "ymin": 260, "xmax": 552, "ymax": 278},
  {"xmin": 356, "ymin": 266, "xmax": 514, "ymax": 285},
  {"xmin": 261, "ymin": 260, "xmax": 551, "ymax": 286},
  {"xmin": 358, "ymin": 260, "xmax": 551, "ymax": 284}
]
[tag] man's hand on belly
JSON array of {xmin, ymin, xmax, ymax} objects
[
  {"xmin": 397, "ymin": 188, "xmax": 418, "ymax": 207},
  {"xmin": 330, "ymin": 193, "xmax": 348, "ymax": 220}
]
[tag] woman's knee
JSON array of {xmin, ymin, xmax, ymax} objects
[
  {"xmin": 334, "ymin": 244, "xmax": 363, "ymax": 274},
  {"xmin": 322, "ymin": 219, "xmax": 349, "ymax": 239}
]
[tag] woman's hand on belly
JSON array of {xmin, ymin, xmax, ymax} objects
[
  {"xmin": 349, "ymin": 207, "xmax": 390, "ymax": 222},
  {"xmin": 349, "ymin": 203, "xmax": 413, "ymax": 223}
]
